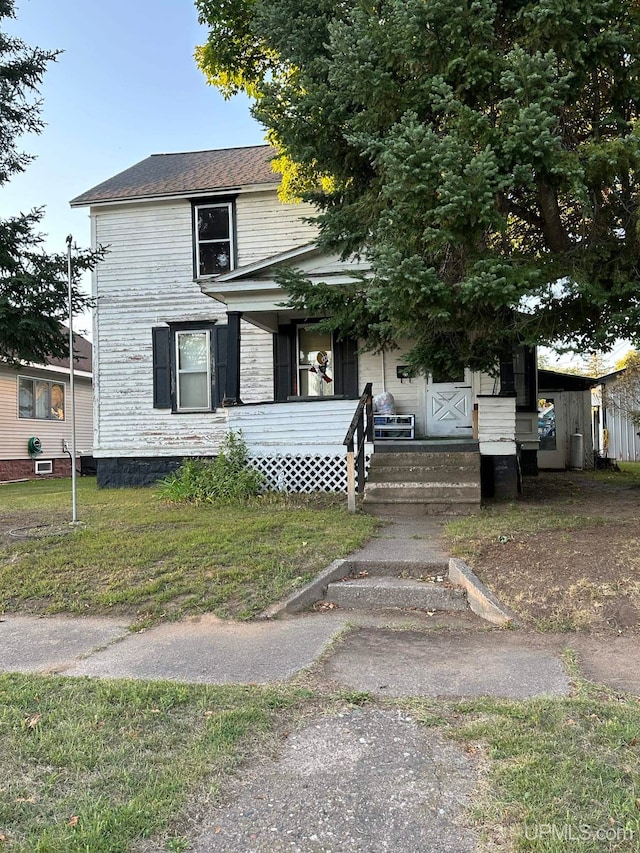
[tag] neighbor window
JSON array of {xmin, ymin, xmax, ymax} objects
[
  {"xmin": 18, "ymin": 377, "xmax": 65, "ymax": 420},
  {"xmin": 194, "ymin": 202, "xmax": 234, "ymax": 277},
  {"xmin": 175, "ymin": 330, "xmax": 211, "ymax": 411}
]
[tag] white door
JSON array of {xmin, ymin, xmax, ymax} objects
[
  {"xmin": 426, "ymin": 371, "xmax": 474, "ymax": 437},
  {"xmin": 537, "ymin": 394, "xmax": 567, "ymax": 468}
]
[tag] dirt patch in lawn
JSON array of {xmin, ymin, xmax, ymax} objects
[{"xmin": 459, "ymin": 471, "xmax": 640, "ymax": 635}]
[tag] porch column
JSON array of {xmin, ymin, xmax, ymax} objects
[
  {"xmin": 477, "ymin": 394, "xmax": 520, "ymax": 499},
  {"xmin": 225, "ymin": 311, "xmax": 242, "ymax": 404}
]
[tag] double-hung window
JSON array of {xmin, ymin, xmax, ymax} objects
[
  {"xmin": 194, "ymin": 202, "xmax": 234, "ymax": 277},
  {"xmin": 152, "ymin": 322, "xmax": 227, "ymax": 412},
  {"xmin": 175, "ymin": 330, "xmax": 211, "ymax": 411}
]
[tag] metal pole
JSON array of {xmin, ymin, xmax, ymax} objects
[{"xmin": 66, "ymin": 235, "xmax": 78, "ymax": 523}]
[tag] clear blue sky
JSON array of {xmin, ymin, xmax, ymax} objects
[{"xmin": 1, "ymin": 0, "xmax": 264, "ymax": 334}]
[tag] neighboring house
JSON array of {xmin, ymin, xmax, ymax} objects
[
  {"xmin": 70, "ymin": 145, "xmax": 540, "ymax": 502},
  {"xmin": 537, "ymin": 369, "xmax": 596, "ymax": 469},
  {"xmin": 593, "ymin": 369, "xmax": 640, "ymax": 462},
  {"xmin": 0, "ymin": 333, "xmax": 93, "ymax": 482}
]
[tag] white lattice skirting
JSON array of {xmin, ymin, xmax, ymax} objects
[{"xmin": 248, "ymin": 454, "xmax": 371, "ymax": 493}]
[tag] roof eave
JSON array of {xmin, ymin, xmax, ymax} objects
[{"xmin": 70, "ymin": 181, "xmax": 280, "ymax": 209}]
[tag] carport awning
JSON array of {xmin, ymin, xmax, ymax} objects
[{"xmin": 538, "ymin": 369, "xmax": 598, "ymax": 392}]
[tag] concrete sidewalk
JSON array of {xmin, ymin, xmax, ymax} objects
[
  {"xmin": 0, "ymin": 513, "xmax": 638, "ymax": 696},
  {"xmin": 1, "ymin": 609, "xmax": 638, "ymax": 697},
  {"xmin": 2, "ymin": 515, "xmax": 639, "ymax": 853}
]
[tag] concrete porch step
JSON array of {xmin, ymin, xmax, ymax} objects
[
  {"xmin": 366, "ymin": 465, "xmax": 480, "ymax": 484},
  {"xmin": 364, "ymin": 483, "xmax": 481, "ymax": 503},
  {"xmin": 364, "ymin": 448, "xmax": 481, "ymax": 517},
  {"xmin": 374, "ymin": 440, "xmax": 479, "ymax": 454},
  {"xmin": 369, "ymin": 451, "xmax": 480, "ymax": 468},
  {"xmin": 363, "ymin": 502, "xmax": 480, "ymax": 517},
  {"xmin": 341, "ymin": 559, "xmax": 449, "ymax": 578},
  {"xmin": 325, "ymin": 576, "xmax": 468, "ymax": 612}
]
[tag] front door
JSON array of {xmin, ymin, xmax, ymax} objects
[{"xmin": 425, "ymin": 370, "xmax": 474, "ymax": 437}]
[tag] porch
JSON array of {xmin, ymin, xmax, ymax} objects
[{"xmin": 226, "ymin": 392, "xmax": 519, "ymax": 509}]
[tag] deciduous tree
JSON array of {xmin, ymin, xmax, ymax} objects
[
  {"xmin": 606, "ymin": 351, "xmax": 640, "ymax": 428},
  {"xmin": 196, "ymin": 0, "xmax": 640, "ymax": 375}
]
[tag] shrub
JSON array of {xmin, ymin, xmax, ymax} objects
[{"xmin": 157, "ymin": 432, "xmax": 264, "ymax": 504}]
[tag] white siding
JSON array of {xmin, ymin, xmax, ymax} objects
[
  {"xmin": 358, "ymin": 342, "xmax": 426, "ymax": 434},
  {"xmin": 227, "ymin": 399, "xmax": 358, "ymax": 455},
  {"xmin": 93, "ymin": 201, "xmax": 227, "ymax": 457},
  {"xmin": 0, "ymin": 366, "xmax": 93, "ymax": 460},
  {"xmin": 478, "ymin": 396, "xmax": 517, "ymax": 455},
  {"xmin": 235, "ymin": 193, "xmax": 317, "ymax": 267},
  {"xmin": 607, "ymin": 411, "xmax": 640, "ymax": 461},
  {"xmin": 91, "ymin": 191, "xmax": 315, "ymax": 457},
  {"xmin": 240, "ymin": 324, "xmax": 274, "ymax": 403},
  {"xmin": 478, "ymin": 371, "xmax": 500, "ymax": 395}
]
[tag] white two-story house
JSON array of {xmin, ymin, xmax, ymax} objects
[{"xmin": 71, "ymin": 145, "xmax": 539, "ymax": 501}]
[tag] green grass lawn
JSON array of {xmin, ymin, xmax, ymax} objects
[
  {"xmin": 0, "ymin": 479, "xmax": 376, "ymax": 624},
  {"xmin": 2, "ymin": 672, "xmax": 638, "ymax": 852},
  {"xmin": 445, "ymin": 677, "xmax": 640, "ymax": 851},
  {"xmin": 0, "ymin": 674, "xmax": 310, "ymax": 852}
]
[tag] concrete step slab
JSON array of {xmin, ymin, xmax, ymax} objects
[
  {"xmin": 363, "ymin": 502, "xmax": 480, "ymax": 518},
  {"xmin": 370, "ymin": 451, "xmax": 480, "ymax": 467},
  {"xmin": 344, "ymin": 559, "xmax": 449, "ymax": 578},
  {"xmin": 366, "ymin": 466, "xmax": 481, "ymax": 484},
  {"xmin": 326, "ymin": 576, "xmax": 468, "ymax": 611},
  {"xmin": 364, "ymin": 483, "xmax": 481, "ymax": 502},
  {"xmin": 374, "ymin": 441, "xmax": 479, "ymax": 453}
]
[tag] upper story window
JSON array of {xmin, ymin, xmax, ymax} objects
[
  {"xmin": 194, "ymin": 202, "xmax": 235, "ymax": 277},
  {"xmin": 18, "ymin": 376, "xmax": 65, "ymax": 420}
]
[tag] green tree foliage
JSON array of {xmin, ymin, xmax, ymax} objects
[
  {"xmin": 196, "ymin": 0, "xmax": 640, "ymax": 375},
  {"xmin": 0, "ymin": 0, "xmax": 103, "ymax": 366},
  {"xmin": 605, "ymin": 351, "xmax": 640, "ymax": 427}
]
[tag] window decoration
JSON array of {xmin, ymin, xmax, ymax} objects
[
  {"xmin": 297, "ymin": 327, "xmax": 335, "ymax": 397},
  {"xmin": 18, "ymin": 377, "xmax": 65, "ymax": 420}
]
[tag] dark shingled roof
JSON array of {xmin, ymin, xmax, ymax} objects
[
  {"xmin": 70, "ymin": 145, "xmax": 277, "ymax": 206},
  {"xmin": 47, "ymin": 330, "xmax": 92, "ymax": 373}
]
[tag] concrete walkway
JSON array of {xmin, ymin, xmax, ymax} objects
[
  {"xmin": 2, "ymin": 515, "xmax": 639, "ymax": 852},
  {"xmin": 0, "ymin": 515, "xmax": 638, "ymax": 694},
  {"xmin": 2, "ymin": 611, "xmax": 637, "ymax": 695}
]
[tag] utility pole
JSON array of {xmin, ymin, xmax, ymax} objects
[{"xmin": 66, "ymin": 235, "xmax": 78, "ymax": 523}]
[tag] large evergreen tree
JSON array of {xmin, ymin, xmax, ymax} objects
[
  {"xmin": 196, "ymin": 0, "xmax": 640, "ymax": 375},
  {"xmin": 0, "ymin": 0, "xmax": 103, "ymax": 366}
]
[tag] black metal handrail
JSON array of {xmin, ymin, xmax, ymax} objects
[{"xmin": 343, "ymin": 382, "xmax": 373, "ymax": 511}]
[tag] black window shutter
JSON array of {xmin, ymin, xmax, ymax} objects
[
  {"xmin": 152, "ymin": 326, "xmax": 172, "ymax": 408},
  {"xmin": 214, "ymin": 325, "xmax": 228, "ymax": 408},
  {"xmin": 334, "ymin": 336, "xmax": 359, "ymax": 398},
  {"xmin": 274, "ymin": 326, "xmax": 294, "ymax": 401}
]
